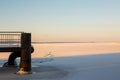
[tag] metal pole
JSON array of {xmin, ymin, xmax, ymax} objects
[{"xmin": 17, "ymin": 33, "xmax": 31, "ymax": 74}]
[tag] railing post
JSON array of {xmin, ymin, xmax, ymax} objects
[{"xmin": 17, "ymin": 33, "xmax": 32, "ymax": 74}]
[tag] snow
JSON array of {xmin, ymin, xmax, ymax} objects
[
  {"xmin": 0, "ymin": 43, "xmax": 120, "ymax": 80},
  {"xmin": 43, "ymin": 53, "xmax": 120, "ymax": 80},
  {"xmin": 0, "ymin": 43, "xmax": 20, "ymax": 47}
]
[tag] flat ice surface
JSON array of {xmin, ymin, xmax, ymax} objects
[
  {"xmin": 0, "ymin": 43, "xmax": 120, "ymax": 80},
  {"xmin": 32, "ymin": 42, "xmax": 120, "ymax": 58}
]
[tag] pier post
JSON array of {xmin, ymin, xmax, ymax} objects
[{"xmin": 17, "ymin": 33, "xmax": 31, "ymax": 74}]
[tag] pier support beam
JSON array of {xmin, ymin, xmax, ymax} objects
[{"xmin": 17, "ymin": 33, "xmax": 31, "ymax": 74}]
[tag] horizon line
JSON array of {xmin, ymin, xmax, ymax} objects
[{"xmin": 32, "ymin": 41, "xmax": 120, "ymax": 44}]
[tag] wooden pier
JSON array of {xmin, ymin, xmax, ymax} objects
[{"xmin": 0, "ymin": 32, "xmax": 33, "ymax": 74}]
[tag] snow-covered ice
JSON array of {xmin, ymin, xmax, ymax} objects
[{"xmin": 0, "ymin": 43, "xmax": 120, "ymax": 80}]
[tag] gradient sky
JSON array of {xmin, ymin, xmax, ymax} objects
[{"xmin": 0, "ymin": 0, "xmax": 120, "ymax": 42}]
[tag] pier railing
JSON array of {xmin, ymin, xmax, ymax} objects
[{"xmin": 0, "ymin": 32, "xmax": 23, "ymax": 47}]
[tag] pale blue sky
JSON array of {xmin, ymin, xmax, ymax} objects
[{"xmin": 0, "ymin": 0, "xmax": 120, "ymax": 42}]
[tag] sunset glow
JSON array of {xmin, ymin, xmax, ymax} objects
[{"xmin": 0, "ymin": 0, "xmax": 120, "ymax": 42}]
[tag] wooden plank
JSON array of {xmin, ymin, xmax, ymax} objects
[{"xmin": 0, "ymin": 47, "xmax": 21, "ymax": 52}]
